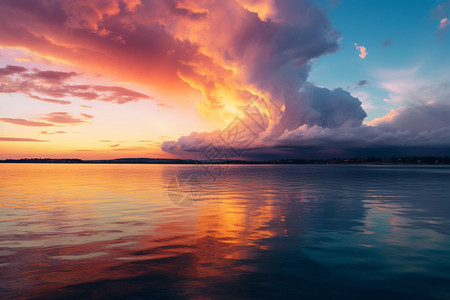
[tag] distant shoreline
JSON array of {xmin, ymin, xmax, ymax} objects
[{"xmin": 1, "ymin": 157, "xmax": 449, "ymax": 165}]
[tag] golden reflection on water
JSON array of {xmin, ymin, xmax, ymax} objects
[
  {"xmin": 1, "ymin": 164, "xmax": 284, "ymax": 297},
  {"xmin": 1, "ymin": 164, "xmax": 450, "ymax": 299}
]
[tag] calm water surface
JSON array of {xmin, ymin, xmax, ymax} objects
[{"xmin": 1, "ymin": 164, "xmax": 450, "ymax": 299}]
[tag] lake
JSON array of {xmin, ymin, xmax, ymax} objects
[{"xmin": 1, "ymin": 164, "xmax": 450, "ymax": 299}]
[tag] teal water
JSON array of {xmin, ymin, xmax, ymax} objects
[{"xmin": 1, "ymin": 164, "xmax": 450, "ymax": 299}]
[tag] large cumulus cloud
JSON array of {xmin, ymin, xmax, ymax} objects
[
  {"xmin": 159, "ymin": 1, "xmax": 450, "ymax": 159},
  {"xmin": 158, "ymin": 0, "xmax": 372, "ymax": 158}
]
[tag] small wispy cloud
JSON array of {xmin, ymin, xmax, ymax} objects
[
  {"xmin": 81, "ymin": 113, "xmax": 94, "ymax": 119},
  {"xmin": 0, "ymin": 112, "xmax": 93, "ymax": 127},
  {"xmin": 41, "ymin": 131, "xmax": 66, "ymax": 135},
  {"xmin": 381, "ymin": 38, "xmax": 392, "ymax": 48},
  {"xmin": 0, "ymin": 137, "xmax": 48, "ymax": 142},
  {"xmin": 157, "ymin": 103, "xmax": 174, "ymax": 109},
  {"xmin": 354, "ymin": 43, "xmax": 368, "ymax": 59},
  {"xmin": 440, "ymin": 17, "xmax": 449, "ymax": 32},
  {"xmin": 112, "ymin": 147, "xmax": 145, "ymax": 151},
  {"xmin": 28, "ymin": 94, "xmax": 71, "ymax": 105},
  {"xmin": 0, "ymin": 118, "xmax": 54, "ymax": 127},
  {"xmin": 356, "ymin": 80, "xmax": 368, "ymax": 88},
  {"xmin": 346, "ymin": 80, "xmax": 368, "ymax": 90},
  {"xmin": 41, "ymin": 112, "xmax": 91, "ymax": 125}
]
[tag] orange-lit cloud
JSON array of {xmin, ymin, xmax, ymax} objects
[
  {"xmin": 436, "ymin": 17, "xmax": 449, "ymax": 35},
  {"xmin": 440, "ymin": 18, "xmax": 448, "ymax": 29},
  {"xmin": 0, "ymin": 0, "xmax": 340, "ymax": 123},
  {"xmin": 0, "ymin": 0, "xmax": 200, "ymax": 99}
]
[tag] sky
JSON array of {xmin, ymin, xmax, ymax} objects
[{"xmin": 0, "ymin": 0, "xmax": 449, "ymax": 160}]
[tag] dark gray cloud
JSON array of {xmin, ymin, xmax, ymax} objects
[
  {"xmin": 372, "ymin": 101, "xmax": 450, "ymax": 134},
  {"xmin": 381, "ymin": 39, "xmax": 392, "ymax": 48},
  {"xmin": 162, "ymin": 100, "xmax": 450, "ymax": 159},
  {"xmin": 346, "ymin": 80, "xmax": 368, "ymax": 90},
  {"xmin": 357, "ymin": 80, "xmax": 368, "ymax": 87},
  {"xmin": 305, "ymin": 86, "xmax": 367, "ymax": 128}
]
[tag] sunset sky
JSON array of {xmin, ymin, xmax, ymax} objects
[{"xmin": 1, "ymin": 0, "xmax": 449, "ymax": 160}]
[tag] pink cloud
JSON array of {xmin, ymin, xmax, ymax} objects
[
  {"xmin": 440, "ymin": 18, "xmax": 449, "ymax": 30},
  {"xmin": 28, "ymin": 94, "xmax": 72, "ymax": 105},
  {"xmin": 25, "ymin": 69, "xmax": 78, "ymax": 83},
  {"xmin": 81, "ymin": 113, "xmax": 94, "ymax": 119},
  {"xmin": 0, "ymin": 65, "xmax": 152, "ymax": 104},
  {"xmin": 41, "ymin": 112, "xmax": 91, "ymax": 124},
  {"xmin": 157, "ymin": 102, "xmax": 174, "ymax": 109},
  {"xmin": 0, "ymin": 118, "xmax": 54, "ymax": 127},
  {"xmin": 0, "ymin": 65, "xmax": 27, "ymax": 76},
  {"xmin": 354, "ymin": 43, "xmax": 368, "ymax": 59}
]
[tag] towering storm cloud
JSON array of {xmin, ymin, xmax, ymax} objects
[
  {"xmin": 158, "ymin": 1, "xmax": 450, "ymax": 158},
  {"xmin": 158, "ymin": 0, "xmax": 371, "ymax": 157},
  {"xmin": 158, "ymin": 0, "xmax": 450, "ymax": 159}
]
